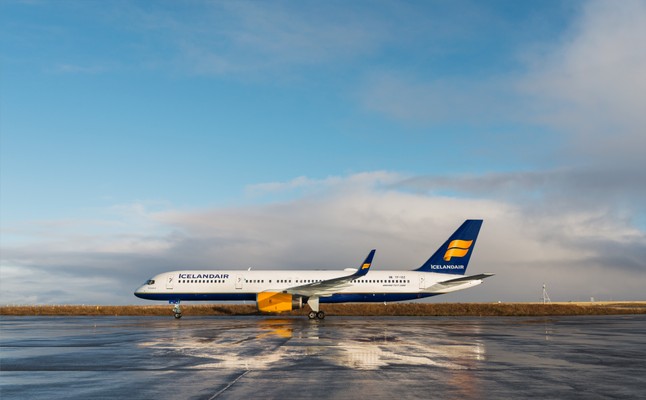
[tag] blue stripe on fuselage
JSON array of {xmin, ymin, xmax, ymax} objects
[
  {"xmin": 134, "ymin": 292, "xmax": 436, "ymax": 303},
  {"xmin": 320, "ymin": 293, "xmax": 437, "ymax": 303},
  {"xmin": 134, "ymin": 292, "xmax": 257, "ymax": 302}
]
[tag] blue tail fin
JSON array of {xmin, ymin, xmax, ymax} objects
[{"xmin": 415, "ymin": 219, "xmax": 483, "ymax": 275}]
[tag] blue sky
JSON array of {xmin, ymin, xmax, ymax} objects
[{"xmin": 1, "ymin": 0, "xmax": 645, "ymax": 304}]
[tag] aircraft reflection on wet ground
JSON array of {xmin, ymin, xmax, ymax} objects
[
  {"xmin": 138, "ymin": 318, "xmax": 486, "ymax": 371},
  {"xmin": 1, "ymin": 315, "xmax": 645, "ymax": 399}
]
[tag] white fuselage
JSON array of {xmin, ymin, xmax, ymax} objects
[{"xmin": 134, "ymin": 269, "xmax": 483, "ymax": 303}]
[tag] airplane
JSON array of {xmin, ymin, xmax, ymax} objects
[{"xmin": 134, "ymin": 219, "xmax": 493, "ymax": 319}]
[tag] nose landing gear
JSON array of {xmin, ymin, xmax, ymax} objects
[{"xmin": 170, "ymin": 300, "xmax": 182, "ymax": 319}]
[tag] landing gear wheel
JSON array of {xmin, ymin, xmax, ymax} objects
[
  {"xmin": 308, "ymin": 311, "xmax": 317, "ymax": 319},
  {"xmin": 171, "ymin": 301, "xmax": 182, "ymax": 319},
  {"xmin": 316, "ymin": 311, "xmax": 325, "ymax": 320}
]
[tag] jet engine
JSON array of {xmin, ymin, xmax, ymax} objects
[{"xmin": 257, "ymin": 292, "xmax": 303, "ymax": 313}]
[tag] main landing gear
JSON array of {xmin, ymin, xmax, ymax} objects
[
  {"xmin": 170, "ymin": 300, "xmax": 182, "ymax": 319},
  {"xmin": 308, "ymin": 311, "xmax": 325, "ymax": 320},
  {"xmin": 306, "ymin": 297, "xmax": 325, "ymax": 320}
]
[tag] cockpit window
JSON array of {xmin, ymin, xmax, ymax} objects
[{"xmin": 146, "ymin": 279, "xmax": 155, "ymax": 285}]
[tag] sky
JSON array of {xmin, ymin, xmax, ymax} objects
[{"xmin": 1, "ymin": 0, "xmax": 645, "ymax": 305}]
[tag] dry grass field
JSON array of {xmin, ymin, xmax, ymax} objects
[{"xmin": 2, "ymin": 302, "xmax": 645, "ymax": 317}]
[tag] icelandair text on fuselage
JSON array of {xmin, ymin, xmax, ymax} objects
[
  {"xmin": 179, "ymin": 273, "xmax": 230, "ymax": 279},
  {"xmin": 429, "ymin": 265, "xmax": 465, "ymax": 270}
]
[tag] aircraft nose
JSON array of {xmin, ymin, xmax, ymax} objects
[{"xmin": 134, "ymin": 285, "xmax": 146, "ymax": 298}]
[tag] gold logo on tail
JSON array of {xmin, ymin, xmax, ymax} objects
[
  {"xmin": 443, "ymin": 239, "xmax": 473, "ymax": 261},
  {"xmin": 361, "ymin": 263, "xmax": 371, "ymax": 270}
]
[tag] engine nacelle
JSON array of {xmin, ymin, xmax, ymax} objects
[{"xmin": 257, "ymin": 292, "xmax": 303, "ymax": 313}]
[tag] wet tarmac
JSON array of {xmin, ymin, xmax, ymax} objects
[{"xmin": 1, "ymin": 315, "xmax": 645, "ymax": 399}]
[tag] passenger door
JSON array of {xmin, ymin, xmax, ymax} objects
[{"xmin": 166, "ymin": 274, "xmax": 174, "ymax": 289}]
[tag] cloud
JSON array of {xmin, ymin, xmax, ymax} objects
[
  {"xmin": 2, "ymin": 172, "xmax": 644, "ymax": 305},
  {"xmin": 246, "ymin": 171, "xmax": 401, "ymax": 197},
  {"xmin": 51, "ymin": 63, "xmax": 109, "ymax": 74},
  {"xmin": 120, "ymin": 1, "xmax": 388, "ymax": 78},
  {"xmin": 358, "ymin": 1, "xmax": 646, "ymax": 170},
  {"xmin": 397, "ymin": 167, "xmax": 646, "ymax": 218},
  {"xmin": 520, "ymin": 0, "xmax": 646, "ymax": 165},
  {"xmin": 397, "ymin": 167, "xmax": 646, "ymax": 253},
  {"xmin": 357, "ymin": 72, "xmax": 516, "ymax": 125},
  {"xmin": 2, "ymin": 2, "xmax": 645, "ymax": 306}
]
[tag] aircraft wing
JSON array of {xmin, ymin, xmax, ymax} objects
[
  {"xmin": 425, "ymin": 273, "xmax": 494, "ymax": 292},
  {"xmin": 284, "ymin": 249, "xmax": 375, "ymax": 298}
]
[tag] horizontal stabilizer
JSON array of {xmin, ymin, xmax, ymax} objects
[
  {"xmin": 440, "ymin": 273, "xmax": 495, "ymax": 284},
  {"xmin": 424, "ymin": 273, "xmax": 494, "ymax": 292}
]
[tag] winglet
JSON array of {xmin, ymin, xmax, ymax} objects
[
  {"xmin": 352, "ymin": 249, "xmax": 375, "ymax": 278},
  {"xmin": 284, "ymin": 250, "xmax": 376, "ymax": 298}
]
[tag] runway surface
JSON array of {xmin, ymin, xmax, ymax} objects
[{"xmin": 1, "ymin": 315, "xmax": 645, "ymax": 399}]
